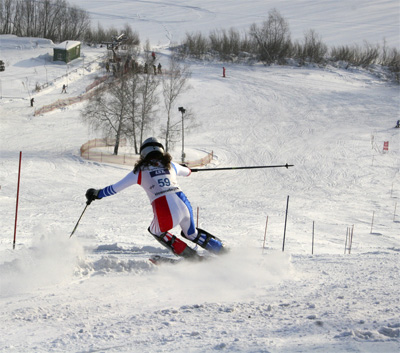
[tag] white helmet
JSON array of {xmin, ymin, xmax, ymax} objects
[{"xmin": 140, "ymin": 137, "xmax": 164, "ymax": 159}]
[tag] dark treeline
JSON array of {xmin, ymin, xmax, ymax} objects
[
  {"xmin": 0, "ymin": 0, "xmax": 140, "ymax": 45},
  {"xmin": 0, "ymin": 0, "xmax": 90, "ymax": 42},
  {"xmin": 1, "ymin": 2, "xmax": 398, "ymax": 81},
  {"xmin": 176, "ymin": 9, "xmax": 400, "ymax": 82}
]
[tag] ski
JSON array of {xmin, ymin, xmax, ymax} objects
[
  {"xmin": 149, "ymin": 254, "xmax": 211, "ymax": 265},
  {"xmin": 149, "ymin": 255, "xmax": 182, "ymax": 265}
]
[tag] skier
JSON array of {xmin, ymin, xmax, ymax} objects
[{"xmin": 85, "ymin": 137, "xmax": 226, "ymax": 259}]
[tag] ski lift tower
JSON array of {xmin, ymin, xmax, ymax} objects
[{"xmin": 102, "ymin": 33, "xmax": 127, "ymax": 62}]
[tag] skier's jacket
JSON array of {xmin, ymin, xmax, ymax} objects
[
  {"xmin": 97, "ymin": 161, "xmax": 195, "ymax": 236},
  {"xmin": 98, "ymin": 161, "xmax": 191, "ymax": 203}
]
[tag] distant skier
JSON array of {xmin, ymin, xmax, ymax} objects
[
  {"xmin": 85, "ymin": 137, "xmax": 227, "ymax": 259},
  {"xmin": 396, "ymin": 120, "xmax": 400, "ymax": 128},
  {"xmin": 61, "ymin": 84, "xmax": 67, "ymax": 94},
  {"xmin": 30, "ymin": 97, "xmax": 34, "ymax": 107},
  {"xmin": 157, "ymin": 63, "xmax": 162, "ymax": 74}
]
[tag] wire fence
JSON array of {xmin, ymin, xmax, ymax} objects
[
  {"xmin": 33, "ymin": 74, "xmax": 109, "ymax": 116},
  {"xmin": 80, "ymin": 138, "xmax": 213, "ymax": 168},
  {"xmin": 35, "ymin": 53, "xmax": 106, "ymax": 92}
]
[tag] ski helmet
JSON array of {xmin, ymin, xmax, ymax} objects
[{"xmin": 140, "ymin": 137, "xmax": 164, "ymax": 159}]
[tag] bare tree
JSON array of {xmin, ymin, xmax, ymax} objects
[
  {"xmin": 63, "ymin": 4, "xmax": 90, "ymax": 41},
  {"xmin": 124, "ymin": 71, "xmax": 141, "ymax": 153},
  {"xmin": 294, "ymin": 29, "xmax": 327, "ymax": 64},
  {"xmin": 39, "ymin": 0, "xmax": 65, "ymax": 40},
  {"xmin": 330, "ymin": 41, "xmax": 380, "ymax": 68},
  {"xmin": 138, "ymin": 68, "xmax": 160, "ymax": 147},
  {"xmin": 0, "ymin": 0, "xmax": 15, "ymax": 34},
  {"xmin": 123, "ymin": 44, "xmax": 159, "ymax": 155},
  {"xmin": 182, "ymin": 31, "xmax": 209, "ymax": 58},
  {"xmin": 381, "ymin": 41, "xmax": 400, "ymax": 82},
  {"xmin": 81, "ymin": 78, "xmax": 130, "ymax": 155},
  {"xmin": 0, "ymin": 0, "xmax": 89, "ymax": 42},
  {"xmin": 249, "ymin": 9, "xmax": 292, "ymax": 64},
  {"xmin": 161, "ymin": 53, "xmax": 191, "ymax": 152}
]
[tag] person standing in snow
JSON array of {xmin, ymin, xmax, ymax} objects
[{"xmin": 85, "ymin": 137, "xmax": 226, "ymax": 259}]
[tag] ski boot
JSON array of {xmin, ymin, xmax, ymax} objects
[
  {"xmin": 181, "ymin": 228, "xmax": 228, "ymax": 255},
  {"xmin": 148, "ymin": 228, "xmax": 201, "ymax": 260}
]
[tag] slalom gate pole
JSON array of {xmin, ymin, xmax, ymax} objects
[
  {"xmin": 349, "ymin": 225, "xmax": 354, "ymax": 254},
  {"xmin": 190, "ymin": 163, "xmax": 294, "ymax": 172},
  {"xmin": 282, "ymin": 196, "xmax": 290, "ymax": 252},
  {"xmin": 370, "ymin": 211, "xmax": 375, "ymax": 234},
  {"xmin": 262, "ymin": 216, "xmax": 268, "ymax": 254},
  {"xmin": 312, "ymin": 221, "xmax": 315, "ymax": 255},
  {"xmin": 13, "ymin": 151, "xmax": 22, "ymax": 250},
  {"xmin": 70, "ymin": 203, "xmax": 89, "ymax": 238}
]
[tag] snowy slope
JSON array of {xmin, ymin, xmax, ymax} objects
[
  {"xmin": 70, "ymin": 0, "xmax": 400, "ymax": 49},
  {"xmin": 1, "ymin": 1, "xmax": 400, "ymax": 352}
]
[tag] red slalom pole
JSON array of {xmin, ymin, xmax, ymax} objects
[{"xmin": 13, "ymin": 151, "xmax": 22, "ymax": 249}]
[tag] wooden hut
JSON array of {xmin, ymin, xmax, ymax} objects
[{"xmin": 53, "ymin": 41, "xmax": 81, "ymax": 63}]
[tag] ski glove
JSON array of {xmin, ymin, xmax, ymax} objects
[{"xmin": 85, "ymin": 188, "xmax": 101, "ymax": 205}]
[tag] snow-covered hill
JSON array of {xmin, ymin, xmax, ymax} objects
[
  {"xmin": 1, "ymin": 1, "xmax": 399, "ymax": 352},
  {"xmin": 70, "ymin": 0, "xmax": 400, "ymax": 49}
]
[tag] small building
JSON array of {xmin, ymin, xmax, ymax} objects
[{"xmin": 53, "ymin": 41, "xmax": 81, "ymax": 63}]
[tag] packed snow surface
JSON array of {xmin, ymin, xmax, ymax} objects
[{"xmin": 0, "ymin": 1, "xmax": 399, "ymax": 352}]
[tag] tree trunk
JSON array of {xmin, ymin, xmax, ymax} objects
[{"xmin": 113, "ymin": 136, "xmax": 120, "ymax": 155}]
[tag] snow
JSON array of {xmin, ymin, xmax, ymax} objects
[
  {"xmin": 1, "ymin": 1, "xmax": 400, "ymax": 352},
  {"xmin": 69, "ymin": 0, "xmax": 400, "ymax": 49},
  {"xmin": 54, "ymin": 41, "xmax": 81, "ymax": 50}
]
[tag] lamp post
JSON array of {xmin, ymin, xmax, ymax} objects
[
  {"xmin": 178, "ymin": 107, "xmax": 186, "ymax": 163},
  {"xmin": 65, "ymin": 41, "xmax": 69, "ymax": 88}
]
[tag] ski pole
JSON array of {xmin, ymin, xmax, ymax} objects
[
  {"xmin": 70, "ymin": 203, "xmax": 89, "ymax": 238},
  {"xmin": 190, "ymin": 163, "xmax": 294, "ymax": 172}
]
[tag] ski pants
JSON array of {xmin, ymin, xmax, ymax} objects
[{"xmin": 149, "ymin": 191, "xmax": 197, "ymax": 239}]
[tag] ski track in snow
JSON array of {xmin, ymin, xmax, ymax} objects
[
  {"xmin": 2, "ymin": 58, "xmax": 398, "ymax": 352},
  {"xmin": 0, "ymin": 238, "xmax": 399, "ymax": 352}
]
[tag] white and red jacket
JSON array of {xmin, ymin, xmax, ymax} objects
[{"xmin": 98, "ymin": 162, "xmax": 197, "ymax": 237}]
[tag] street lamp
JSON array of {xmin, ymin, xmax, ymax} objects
[
  {"xmin": 65, "ymin": 41, "xmax": 69, "ymax": 88},
  {"xmin": 178, "ymin": 107, "xmax": 186, "ymax": 163}
]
